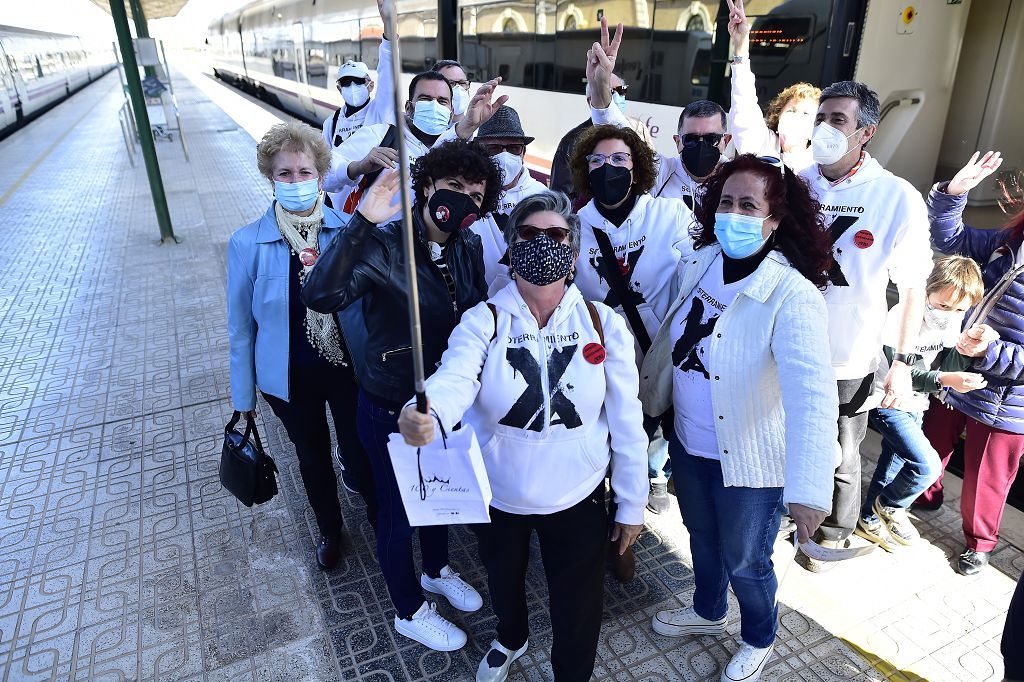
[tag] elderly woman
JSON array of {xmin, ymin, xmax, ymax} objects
[
  {"xmin": 726, "ymin": 0, "xmax": 819, "ymax": 172},
  {"xmin": 398, "ymin": 191, "xmax": 648, "ymax": 682},
  {"xmin": 226, "ymin": 120, "xmax": 376, "ymax": 570},
  {"xmin": 640, "ymin": 155, "xmax": 838, "ymax": 682}
]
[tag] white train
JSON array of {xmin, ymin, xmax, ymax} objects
[
  {"xmin": 0, "ymin": 25, "xmax": 116, "ymax": 137},
  {"xmin": 208, "ymin": 0, "xmax": 1022, "ymax": 201}
]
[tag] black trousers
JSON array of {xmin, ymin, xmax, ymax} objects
[
  {"xmin": 262, "ymin": 361, "xmax": 377, "ymax": 535},
  {"xmin": 475, "ymin": 485, "xmax": 607, "ymax": 682},
  {"xmin": 1004, "ymin": 571, "xmax": 1024, "ymax": 681}
]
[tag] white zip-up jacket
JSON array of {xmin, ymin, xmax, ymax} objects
[
  {"xmin": 418, "ymin": 282, "xmax": 649, "ymax": 524},
  {"xmin": 470, "ymin": 170, "xmax": 548, "ymax": 295},
  {"xmin": 323, "ymin": 119, "xmax": 462, "ymax": 219},
  {"xmin": 727, "ymin": 60, "xmax": 813, "ymax": 173},
  {"xmin": 574, "ymin": 193, "xmax": 694, "ymax": 362},
  {"xmin": 799, "ymin": 154, "xmax": 933, "ymax": 379},
  {"xmin": 639, "ymin": 246, "xmax": 840, "ymax": 512}
]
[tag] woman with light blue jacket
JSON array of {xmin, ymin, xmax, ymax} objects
[
  {"xmin": 227, "ymin": 120, "xmax": 375, "ymax": 570},
  {"xmin": 639, "ymin": 155, "xmax": 839, "ymax": 682}
]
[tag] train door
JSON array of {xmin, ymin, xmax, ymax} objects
[
  {"xmin": 291, "ymin": 22, "xmax": 315, "ymax": 117},
  {"xmin": 0, "ymin": 42, "xmax": 16, "ymax": 129}
]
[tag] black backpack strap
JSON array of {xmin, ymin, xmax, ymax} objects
[
  {"xmin": 363, "ymin": 124, "xmax": 398, "ymax": 187},
  {"xmin": 488, "ymin": 303, "xmax": 498, "ymax": 342},
  {"xmin": 591, "ymin": 227, "xmax": 652, "ymax": 353},
  {"xmin": 331, "ymin": 108, "xmax": 343, "ymax": 146}
]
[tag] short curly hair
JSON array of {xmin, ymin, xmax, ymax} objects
[
  {"xmin": 764, "ymin": 82, "xmax": 821, "ymax": 132},
  {"xmin": 569, "ymin": 124, "xmax": 658, "ymax": 200},
  {"xmin": 256, "ymin": 120, "xmax": 331, "ymax": 179},
  {"xmin": 411, "ymin": 140, "xmax": 502, "ymax": 216}
]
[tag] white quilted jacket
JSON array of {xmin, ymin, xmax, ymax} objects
[{"xmin": 639, "ymin": 246, "xmax": 840, "ymax": 512}]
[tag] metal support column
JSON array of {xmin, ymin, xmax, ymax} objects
[
  {"xmin": 110, "ymin": 0, "xmax": 178, "ymax": 244},
  {"xmin": 438, "ymin": 0, "xmax": 458, "ymax": 60}
]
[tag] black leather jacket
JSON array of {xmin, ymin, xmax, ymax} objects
[{"xmin": 301, "ymin": 208, "xmax": 487, "ymax": 406}]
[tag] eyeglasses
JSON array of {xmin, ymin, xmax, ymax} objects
[
  {"xmin": 337, "ymin": 76, "xmax": 367, "ymax": 87},
  {"xmin": 585, "ymin": 152, "xmax": 632, "ymax": 168},
  {"xmin": 680, "ymin": 133, "xmax": 725, "ymax": 148},
  {"xmin": 612, "ymin": 84, "xmax": 629, "ymax": 95},
  {"xmin": 447, "ymin": 78, "xmax": 471, "ymax": 90},
  {"xmin": 517, "ymin": 224, "xmax": 571, "ymax": 243},
  {"xmin": 482, "ymin": 143, "xmax": 526, "ymax": 157},
  {"xmin": 755, "ymin": 155, "xmax": 786, "ymax": 176}
]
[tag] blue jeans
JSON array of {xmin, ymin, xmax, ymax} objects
[
  {"xmin": 645, "ymin": 414, "xmax": 673, "ymax": 480},
  {"xmin": 357, "ymin": 390, "xmax": 448, "ymax": 618},
  {"xmin": 861, "ymin": 408, "xmax": 941, "ymax": 523},
  {"xmin": 669, "ymin": 438, "xmax": 782, "ymax": 648}
]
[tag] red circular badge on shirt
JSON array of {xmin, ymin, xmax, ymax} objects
[
  {"xmin": 299, "ymin": 248, "xmax": 318, "ymax": 266},
  {"xmin": 853, "ymin": 230, "xmax": 874, "ymax": 249},
  {"xmin": 583, "ymin": 343, "xmax": 606, "ymax": 364}
]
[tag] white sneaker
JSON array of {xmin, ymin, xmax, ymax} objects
[
  {"xmin": 421, "ymin": 566, "xmax": 483, "ymax": 612},
  {"xmin": 394, "ymin": 601, "xmax": 467, "ymax": 651},
  {"xmin": 651, "ymin": 606, "xmax": 727, "ymax": 637},
  {"xmin": 476, "ymin": 639, "xmax": 528, "ymax": 682},
  {"xmin": 721, "ymin": 641, "xmax": 774, "ymax": 681}
]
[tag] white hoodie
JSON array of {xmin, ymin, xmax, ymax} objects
[
  {"xmin": 799, "ymin": 154, "xmax": 932, "ymax": 379},
  {"xmin": 470, "ymin": 169, "xmax": 548, "ymax": 295},
  {"xmin": 418, "ymin": 282, "xmax": 649, "ymax": 524},
  {"xmin": 574, "ymin": 193, "xmax": 695, "ymax": 362}
]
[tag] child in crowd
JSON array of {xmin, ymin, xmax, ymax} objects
[{"xmin": 857, "ymin": 255, "xmax": 988, "ymax": 549}]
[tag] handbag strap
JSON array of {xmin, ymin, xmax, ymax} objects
[
  {"xmin": 591, "ymin": 227, "xmax": 652, "ymax": 353},
  {"xmin": 226, "ymin": 410, "xmax": 265, "ymax": 454},
  {"xmin": 416, "ymin": 410, "xmax": 449, "ymax": 501}
]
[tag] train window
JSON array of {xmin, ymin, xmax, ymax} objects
[
  {"xmin": 272, "ymin": 31, "xmax": 298, "ymax": 82},
  {"xmin": 359, "ymin": 17, "xmax": 384, "ymax": 71},
  {"xmin": 313, "ymin": 16, "xmax": 361, "ymax": 80},
  {"xmin": 648, "ymin": 0, "xmax": 716, "ymax": 107},
  {"xmin": 306, "ymin": 47, "xmax": 329, "ymax": 88},
  {"xmin": 748, "ymin": 16, "xmax": 813, "ymax": 61},
  {"xmin": 459, "ymin": 0, "xmax": 540, "ymax": 88},
  {"xmin": 397, "ymin": 10, "xmax": 438, "ymax": 72}
]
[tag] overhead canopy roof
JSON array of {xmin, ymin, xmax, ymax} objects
[{"xmin": 88, "ymin": 0, "xmax": 190, "ymax": 21}]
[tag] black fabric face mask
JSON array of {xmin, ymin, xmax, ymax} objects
[
  {"xmin": 427, "ymin": 188, "xmax": 480, "ymax": 233},
  {"xmin": 680, "ymin": 141, "xmax": 722, "ymax": 179},
  {"xmin": 588, "ymin": 164, "xmax": 633, "ymax": 205},
  {"xmin": 510, "ymin": 235, "xmax": 574, "ymax": 286}
]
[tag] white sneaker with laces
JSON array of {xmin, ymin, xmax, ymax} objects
[
  {"xmin": 394, "ymin": 601, "xmax": 467, "ymax": 651},
  {"xmin": 476, "ymin": 639, "xmax": 528, "ymax": 682},
  {"xmin": 721, "ymin": 641, "xmax": 774, "ymax": 682},
  {"xmin": 651, "ymin": 606, "xmax": 727, "ymax": 637},
  {"xmin": 421, "ymin": 565, "xmax": 483, "ymax": 612}
]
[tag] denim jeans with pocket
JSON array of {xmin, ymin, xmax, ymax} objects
[
  {"xmin": 861, "ymin": 408, "xmax": 941, "ymax": 523},
  {"xmin": 669, "ymin": 437, "xmax": 783, "ymax": 648}
]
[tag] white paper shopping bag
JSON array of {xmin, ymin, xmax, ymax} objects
[{"xmin": 387, "ymin": 421, "xmax": 492, "ymax": 527}]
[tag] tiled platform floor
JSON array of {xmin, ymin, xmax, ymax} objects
[{"xmin": 0, "ymin": 66, "xmax": 1019, "ymax": 682}]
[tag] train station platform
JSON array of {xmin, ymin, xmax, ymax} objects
[{"xmin": 0, "ymin": 63, "xmax": 1019, "ymax": 682}]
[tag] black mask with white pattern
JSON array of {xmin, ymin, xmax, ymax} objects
[{"xmin": 510, "ymin": 235, "xmax": 574, "ymax": 286}]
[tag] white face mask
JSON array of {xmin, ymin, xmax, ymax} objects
[
  {"xmin": 494, "ymin": 151, "xmax": 524, "ymax": 187},
  {"xmin": 776, "ymin": 111, "xmax": 813, "ymax": 150},
  {"xmin": 924, "ymin": 302, "xmax": 965, "ymax": 331},
  {"xmin": 452, "ymin": 85, "xmax": 470, "ymax": 116},
  {"xmin": 811, "ymin": 122, "xmax": 862, "ymax": 165},
  {"xmin": 340, "ymin": 83, "xmax": 370, "ymax": 108}
]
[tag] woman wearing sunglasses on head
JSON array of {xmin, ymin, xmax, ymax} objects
[
  {"xmin": 640, "ymin": 154, "xmax": 838, "ymax": 682},
  {"xmin": 397, "ymin": 190, "xmax": 648, "ymax": 682}
]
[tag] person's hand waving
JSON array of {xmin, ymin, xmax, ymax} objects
[
  {"xmin": 585, "ymin": 16, "xmax": 622, "ymax": 109},
  {"xmin": 947, "ymin": 151, "xmax": 1003, "ymax": 196},
  {"xmin": 356, "ymin": 168, "xmax": 401, "ymax": 224}
]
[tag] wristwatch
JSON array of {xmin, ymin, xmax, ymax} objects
[
  {"xmin": 731, "ymin": 54, "xmax": 746, "ymax": 64},
  {"xmin": 892, "ymin": 352, "xmax": 922, "ymax": 366}
]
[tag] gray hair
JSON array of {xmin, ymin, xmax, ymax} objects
[
  {"xmin": 819, "ymin": 80, "xmax": 881, "ymax": 128},
  {"xmin": 503, "ymin": 191, "xmax": 581, "ymax": 251}
]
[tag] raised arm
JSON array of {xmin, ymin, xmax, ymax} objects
[
  {"xmin": 726, "ymin": 0, "xmax": 774, "ymax": 155},
  {"xmin": 929, "ymin": 151, "xmax": 1005, "ymax": 261},
  {"xmin": 363, "ymin": 0, "xmax": 397, "ymax": 126}
]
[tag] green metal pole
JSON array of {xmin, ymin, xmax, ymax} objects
[
  {"xmin": 128, "ymin": 0, "xmax": 156, "ymax": 77},
  {"xmin": 110, "ymin": 0, "xmax": 177, "ymax": 243}
]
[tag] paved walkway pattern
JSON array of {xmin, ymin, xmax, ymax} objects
[{"xmin": 0, "ymin": 68, "xmax": 1019, "ymax": 682}]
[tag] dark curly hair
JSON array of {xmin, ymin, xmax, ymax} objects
[
  {"xmin": 412, "ymin": 140, "xmax": 502, "ymax": 217},
  {"xmin": 692, "ymin": 154, "xmax": 834, "ymax": 289},
  {"xmin": 568, "ymin": 124, "xmax": 658, "ymax": 201}
]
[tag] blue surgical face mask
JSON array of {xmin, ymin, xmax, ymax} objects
[
  {"xmin": 274, "ymin": 178, "xmax": 320, "ymax": 212},
  {"xmin": 714, "ymin": 212, "xmax": 771, "ymax": 259},
  {"xmin": 412, "ymin": 99, "xmax": 452, "ymax": 136},
  {"xmin": 612, "ymin": 91, "xmax": 627, "ymax": 114}
]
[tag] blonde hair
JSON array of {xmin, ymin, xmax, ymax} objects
[
  {"xmin": 256, "ymin": 120, "xmax": 332, "ymax": 179},
  {"xmin": 927, "ymin": 255, "xmax": 985, "ymax": 306},
  {"xmin": 764, "ymin": 82, "xmax": 821, "ymax": 132}
]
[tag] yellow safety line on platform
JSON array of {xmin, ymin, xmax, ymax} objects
[
  {"xmin": 0, "ymin": 84, "xmax": 111, "ymax": 208},
  {"xmin": 842, "ymin": 638, "xmax": 929, "ymax": 681}
]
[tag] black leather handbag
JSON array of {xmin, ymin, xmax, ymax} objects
[{"xmin": 220, "ymin": 411, "xmax": 279, "ymax": 507}]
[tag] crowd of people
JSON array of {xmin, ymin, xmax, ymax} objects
[{"xmin": 225, "ymin": 0, "xmax": 1023, "ymax": 680}]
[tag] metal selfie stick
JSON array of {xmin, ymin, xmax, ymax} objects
[{"xmin": 383, "ymin": 0, "xmax": 429, "ymax": 414}]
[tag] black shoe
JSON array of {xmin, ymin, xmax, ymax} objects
[
  {"xmin": 647, "ymin": 481, "xmax": 670, "ymax": 514},
  {"xmin": 956, "ymin": 547, "xmax": 989, "ymax": 576},
  {"xmin": 316, "ymin": 533, "xmax": 344, "ymax": 570},
  {"xmin": 911, "ymin": 496, "xmax": 943, "ymax": 512},
  {"xmin": 608, "ymin": 543, "xmax": 636, "ymax": 583}
]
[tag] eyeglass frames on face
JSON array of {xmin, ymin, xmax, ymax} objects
[
  {"xmin": 585, "ymin": 152, "xmax": 632, "ymax": 168},
  {"xmin": 337, "ymin": 77, "xmax": 367, "ymax": 88},
  {"xmin": 516, "ymin": 225, "xmax": 570, "ymax": 242},
  {"xmin": 483, "ymin": 143, "xmax": 526, "ymax": 156},
  {"xmin": 680, "ymin": 133, "xmax": 725, "ymax": 148}
]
